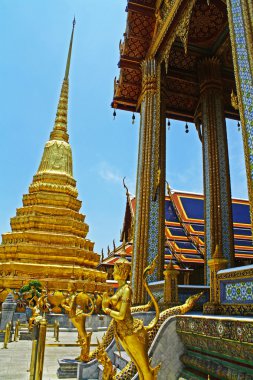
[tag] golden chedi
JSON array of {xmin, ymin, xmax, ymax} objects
[{"xmin": 0, "ymin": 20, "xmax": 107, "ymax": 293}]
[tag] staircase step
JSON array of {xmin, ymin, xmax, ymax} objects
[
  {"xmin": 98, "ymin": 364, "xmax": 120, "ymax": 379},
  {"xmin": 114, "ymin": 350, "xmax": 130, "ymax": 370}
]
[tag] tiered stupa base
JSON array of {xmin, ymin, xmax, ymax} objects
[{"xmin": 0, "ymin": 261, "xmax": 109, "ymax": 292}]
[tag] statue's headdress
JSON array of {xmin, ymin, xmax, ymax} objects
[{"xmin": 115, "ymin": 235, "xmax": 131, "ymax": 279}]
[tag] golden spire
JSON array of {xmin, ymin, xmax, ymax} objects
[
  {"xmin": 36, "ymin": 19, "xmax": 76, "ymax": 177},
  {"xmin": 50, "ymin": 18, "xmax": 76, "ymax": 143},
  {"xmin": 64, "ymin": 17, "xmax": 76, "ymax": 81}
]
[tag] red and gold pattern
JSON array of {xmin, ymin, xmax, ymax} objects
[{"xmin": 112, "ymin": 0, "xmax": 238, "ymax": 121}]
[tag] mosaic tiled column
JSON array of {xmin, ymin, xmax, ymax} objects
[
  {"xmin": 132, "ymin": 59, "xmax": 166, "ymax": 305},
  {"xmin": 199, "ymin": 57, "xmax": 234, "ymax": 286},
  {"xmin": 227, "ymin": 0, "xmax": 253, "ymax": 229}
]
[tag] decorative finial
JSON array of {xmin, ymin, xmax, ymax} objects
[
  {"xmin": 123, "ymin": 177, "xmax": 129, "ymax": 196},
  {"xmin": 121, "ymin": 233, "xmax": 127, "ymax": 258},
  {"xmin": 64, "ymin": 18, "xmax": 76, "ymax": 81},
  {"xmin": 167, "ymin": 258, "xmax": 174, "ymax": 271},
  {"xmin": 101, "ymin": 248, "xmax": 104, "ymax": 262},
  {"xmin": 116, "ymin": 232, "xmax": 131, "ymax": 269},
  {"xmin": 166, "ymin": 181, "xmax": 171, "ymax": 196},
  {"xmin": 113, "ymin": 239, "xmax": 116, "ymax": 252}
]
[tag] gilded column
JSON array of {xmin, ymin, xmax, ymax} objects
[
  {"xmin": 203, "ymin": 244, "xmax": 228, "ymax": 314},
  {"xmin": 131, "ymin": 59, "xmax": 166, "ymax": 305},
  {"xmin": 163, "ymin": 261, "xmax": 179, "ymax": 309},
  {"xmin": 199, "ymin": 57, "xmax": 234, "ymax": 286},
  {"xmin": 227, "ymin": 0, "xmax": 253, "ymax": 228}
]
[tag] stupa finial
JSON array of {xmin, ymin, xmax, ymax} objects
[
  {"xmin": 64, "ymin": 17, "xmax": 76, "ymax": 81},
  {"xmin": 50, "ymin": 19, "xmax": 76, "ymax": 142}
]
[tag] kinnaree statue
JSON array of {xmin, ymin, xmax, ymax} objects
[
  {"xmin": 102, "ymin": 253, "xmax": 161, "ymax": 380},
  {"xmin": 101, "ymin": 250, "xmax": 204, "ymax": 380},
  {"xmin": 28, "ymin": 288, "xmax": 50, "ymax": 330},
  {"xmin": 61, "ymin": 282, "xmax": 94, "ymax": 361}
]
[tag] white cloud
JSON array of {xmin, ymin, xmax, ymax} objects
[
  {"xmin": 97, "ymin": 161, "xmax": 136, "ymax": 194},
  {"xmin": 98, "ymin": 161, "xmax": 122, "ymax": 184}
]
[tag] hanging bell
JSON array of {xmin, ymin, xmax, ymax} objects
[
  {"xmin": 237, "ymin": 121, "xmax": 241, "ymax": 131},
  {"xmin": 167, "ymin": 119, "xmax": 171, "ymax": 130},
  {"xmin": 113, "ymin": 109, "xmax": 116, "ymax": 120},
  {"xmin": 185, "ymin": 122, "xmax": 189, "ymax": 134},
  {"xmin": 132, "ymin": 113, "xmax": 135, "ymax": 124}
]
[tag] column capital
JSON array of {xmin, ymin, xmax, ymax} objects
[
  {"xmin": 141, "ymin": 58, "xmax": 158, "ymax": 94},
  {"xmin": 198, "ymin": 57, "xmax": 222, "ymax": 92}
]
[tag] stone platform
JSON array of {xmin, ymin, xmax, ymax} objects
[
  {"xmin": 57, "ymin": 358, "xmax": 79, "ymax": 379},
  {"xmin": 12, "ymin": 312, "xmax": 111, "ymax": 331}
]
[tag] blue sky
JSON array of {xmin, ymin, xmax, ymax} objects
[{"xmin": 0, "ymin": 1, "xmax": 248, "ymax": 255}]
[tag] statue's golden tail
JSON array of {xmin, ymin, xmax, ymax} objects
[
  {"xmin": 143, "ymin": 255, "xmax": 160, "ymax": 332},
  {"xmin": 83, "ymin": 295, "xmax": 94, "ymax": 316}
]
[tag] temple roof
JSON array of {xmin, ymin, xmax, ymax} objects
[
  {"xmin": 102, "ymin": 189, "xmax": 253, "ymax": 270},
  {"xmin": 112, "ymin": 0, "xmax": 239, "ymax": 121}
]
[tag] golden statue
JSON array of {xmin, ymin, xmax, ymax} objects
[
  {"xmin": 61, "ymin": 282, "xmax": 94, "ymax": 361},
  {"xmin": 28, "ymin": 300, "xmax": 42, "ymax": 330},
  {"xmin": 94, "ymin": 291, "xmax": 102, "ymax": 314},
  {"xmin": 38, "ymin": 289, "xmax": 51, "ymax": 314},
  {"xmin": 231, "ymin": 89, "xmax": 239, "ymax": 110},
  {"xmin": 88, "ymin": 298, "xmax": 152, "ymax": 362},
  {"xmin": 96, "ymin": 338, "xmax": 116, "ymax": 380},
  {"xmin": 102, "ymin": 254, "xmax": 161, "ymax": 380},
  {"xmin": 117, "ymin": 291, "xmax": 204, "ymax": 378},
  {"xmin": 28, "ymin": 289, "xmax": 51, "ymax": 329}
]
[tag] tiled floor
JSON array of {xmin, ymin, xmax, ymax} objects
[{"xmin": 0, "ymin": 330, "xmax": 103, "ymax": 380}]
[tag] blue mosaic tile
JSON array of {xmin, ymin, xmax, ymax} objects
[
  {"xmin": 202, "ymin": 98, "xmax": 211, "ymax": 285},
  {"xmin": 220, "ymin": 278, "xmax": 253, "ymax": 304},
  {"xmin": 231, "ymin": 0, "xmax": 253, "ymax": 180},
  {"xmin": 147, "ymin": 101, "xmax": 160, "ymax": 282},
  {"xmin": 132, "ymin": 100, "xmax": 146, "ymax": 290}
]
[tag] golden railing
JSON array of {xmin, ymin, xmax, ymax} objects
[
  {"xmin": 0, "ymin": 322, "xmax": 11, "ymax": 349},
  {"xmin": 14, "ymin": 319, "xmax": 20, "ymax": 341},
  {"xmin": 14, "ymin": 319, "xmax": 59, "ymax": 342},
  {"xmin": 29, "ymin": 317, "xmax": 47, "ymax": 380},
  {"xmin": 53, "ymin": 320, "xmax": 59, "ymax": 342}
]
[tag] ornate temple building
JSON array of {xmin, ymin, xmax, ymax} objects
[
  {"xmin": 112, "ymin": 0, "xmax": 253, "ymax": 305},
  {"xmin": 0, "ymin": 21, "xmax": 107, "ymax": 293},
  {"xmin": 101, "ymin": 187, "xmax": 253, "ymax": 284},
  {"xmin": 107, "ymin": 3, "xmax": 253, "ymax": 377}
]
